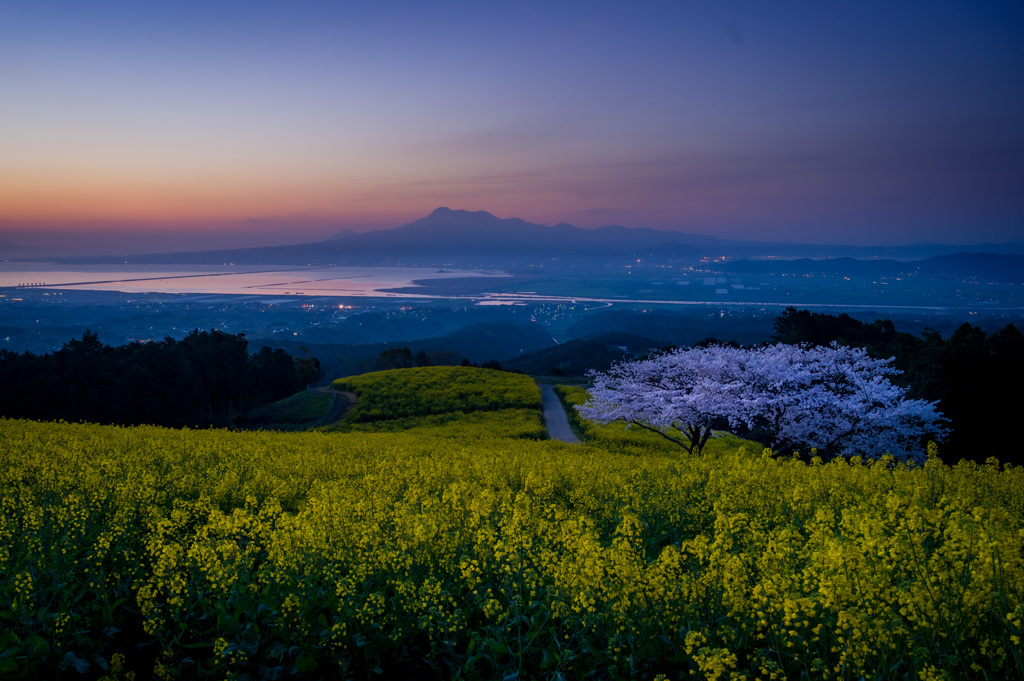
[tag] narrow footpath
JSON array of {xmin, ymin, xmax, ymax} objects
[
  {"xmin": 539, "ymin": 383, "xmax": 580, "ymax": 444},
  {"xmin": 307, "ymin": 388, "xmax": 358, "ymax": 428}
]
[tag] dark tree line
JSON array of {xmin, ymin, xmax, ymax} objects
[
  {"xmin": 374, "ymin": 346, "xmax": 510, "ymax": 372},
  {"xmin": 0, "ymin": 330, "xmax": 321, "ymax": 428},
  {"xmin": 375, "ymin": 346, "xmax": 441, "ymax": 370},
  {"xmin": 772, "ymin": 308, "xmax": 1024, "ymax": 467}
]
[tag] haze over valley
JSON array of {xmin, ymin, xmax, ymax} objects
[{"xmin": 3, "ymin": 208, "xmax": 1020, "ymax": 367}]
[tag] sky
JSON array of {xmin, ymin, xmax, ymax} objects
[{"xmin": 1, "ymin": 0, "xmax": 1023, "ymax": 256}]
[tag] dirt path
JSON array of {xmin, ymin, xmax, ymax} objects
[
  {"xmin": 539, "ymin": 383, "xmax": 580, "ymax": 444},
  {"xmin": 307, "ymin": 388, "xmax": 357, "ymax": 428},
  {"xmin": 334, "ymin": 391, "xmax": 358, "ymax": 421}
]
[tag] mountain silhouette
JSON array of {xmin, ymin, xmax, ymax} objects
[
  {"xmin": 50, "ymin": 208, "xmax": 707, "ymax": 266},
  {"xmin": 36, "ymin": 207, "xmax": 1024, "ymax": 270}
]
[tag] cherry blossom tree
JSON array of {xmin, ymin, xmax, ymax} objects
[
  {"xmin": 580, "ymin": 343, "xmax": 948, "ymax": 463},
  {"xmin": 576, "ymin": 345, "xmax": 739, "ymax": 454}
]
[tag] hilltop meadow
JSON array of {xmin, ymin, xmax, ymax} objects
[{"xmin": 1, "ymin": 366, "xmax": 1022, "ymax": 680}]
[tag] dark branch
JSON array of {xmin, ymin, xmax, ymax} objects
[{"xmin": 627, "ymin": 420, "xmax": 693, "ymax": 453}]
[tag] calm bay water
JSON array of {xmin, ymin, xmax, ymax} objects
[{"xmin": 0, "ymin": 264, "xmax": 508, "ymax": 297}]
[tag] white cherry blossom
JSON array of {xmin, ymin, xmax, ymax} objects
[{"xmin": 580, "ymin": 343, "xmax": 947, "ymax": 463}]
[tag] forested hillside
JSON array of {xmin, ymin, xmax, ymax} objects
[
  {"xmin": 0, "ymin": 330, "xmax": 320, "ymax": 427},
  {"xmin": 772, "ymin": 308, "xmax": 1024, "ymax": 466}
]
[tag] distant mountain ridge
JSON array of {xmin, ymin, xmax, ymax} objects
[
  {"xmin": 32, "ymin": 206, "xmax": 1024, "ymax": 267},
  {"xmin": 320, "ymin": 207, "xmax": 706, "ymax": 262}
]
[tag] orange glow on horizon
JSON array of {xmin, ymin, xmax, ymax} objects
[
  {"xmin": 0, "ymin": 177, "xmax": 422, "ymax": 226},
  {"xmin": 0, "ymin": 168, "xmax": 589, "ymax": 230}
]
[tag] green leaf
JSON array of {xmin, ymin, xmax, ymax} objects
[
  {"xmin": 63, "ymin": 651, "xmax": 90, "ymax": 674},
  {"xmin": 295, "ymin": 654, "xmax": 318, "ymax": 673},
  {"xmin": 181, "ymin": 641, "xmax": 211, "ymax": 650},
  {"xmin": 27, "ymin": 634, "xmax": 50, "ymax": 656}
]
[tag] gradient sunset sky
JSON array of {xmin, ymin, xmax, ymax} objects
[{"xmin": 2, "ymin": 1, "xmax": 1022, "ymax": 255}]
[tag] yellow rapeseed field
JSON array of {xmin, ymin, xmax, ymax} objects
[{"xmin": 0, "ymin": 373, "xmax": 1021, "ymax": 679}]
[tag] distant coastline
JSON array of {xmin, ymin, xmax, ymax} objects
[{"xmin": 0, "ymin": 264, "xmax": 507, "ymax": 298}]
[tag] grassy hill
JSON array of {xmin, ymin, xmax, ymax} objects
[
  {"xmin": 1, "ymin": 368, "xmax": 1022, "ymax": 680},
  {"xmin": 332, "ymin": 365, "xmax": 541, "ymax": 423},
  {"xmin": 238, "ymin": 391, "xmax": 334, "ymax": 430}
]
